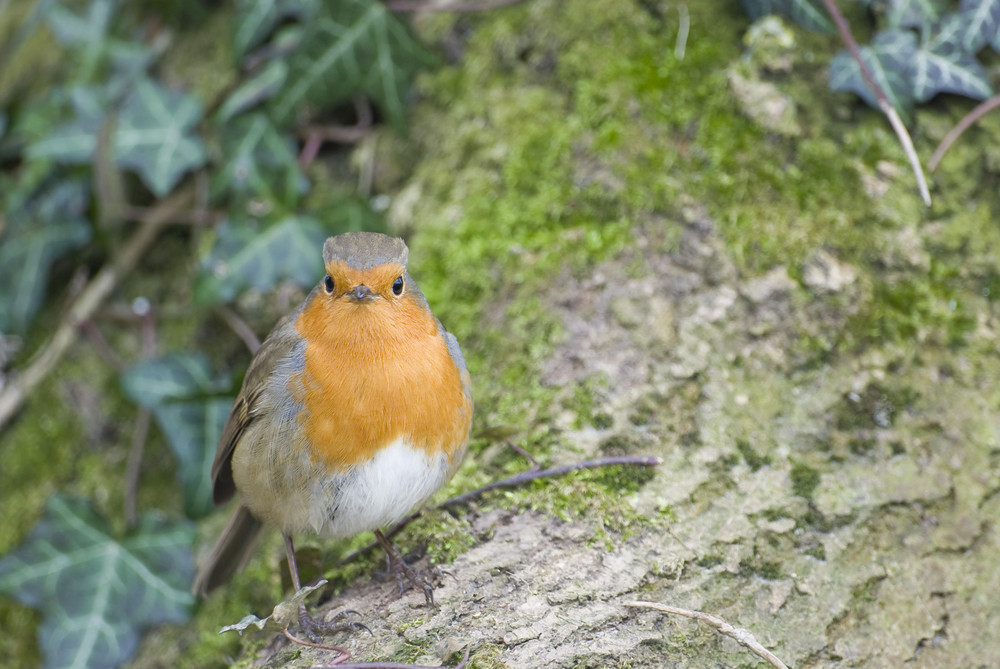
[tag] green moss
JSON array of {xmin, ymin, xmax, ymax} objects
[
  {"xmin": 568, "ymin": 375, "xmax": 612, "ymax": 430},
  {"xmin": 803, "ymin": 543, "xmax": 827, "ymax": 561},
  {"xmin": 790, "ymin": 461, "xmax": 821, "ymax": 499},
  {"xmin": 697, "ymin": 554, "xmax": 724, "ymax": 569},
  {"xmin": 401, "ymin": 512, "xmax": 477, "ymax": 565},
  {"xmin": 597, "ymin": 432, "xmax": 647, "ymax": 456},
  {"xmin": 157, "ymin": 6, "xmax": 236, "ymax": 105},
  {"xmin": 495, "ymin": 471, "xmax": 657, "ymax": 547},
  {"xmin": 466, "ymin": 643, "xmax": 505, "ymax": 669},
  {"xmin": 736, "ymin": 439, "xmax": 771, "ymax": 472},
  {"xmin": 739, "ymin": 558, "xmax": 782, "ymax": 580},
  {"xmin": 847, "ymin": 264, "xmax": 977, "ymax": 350},
  {"xmin": 584, "ymin": 463, "xmax": 658, "ymax": 494}
]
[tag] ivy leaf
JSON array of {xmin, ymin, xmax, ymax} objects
[
  {"xmin": 830, "ymin": 29, "xmax": 918, "ymax": 124},
  {"xmin": 740, "ymin": 0, "xmax": 834, "ymax": 33},
  {"xmin": 959, "ymin": 0, "xmax": 1000, "ymax": 52},
  {"xmin": 46, "ymin": 0, "xmax": 154, "ymax": 87},
  {"xmin": 888, "ymin": 0, "xmax": 947, "ymax": 28},
  {"xmin": 0, "ymin": 178, "xmax": 91, "ymax": 334},
  {"xmin": 211, "ymin": 112, "xmax": 306, "ymax": 206},
  {"xmin": 217, "ymin": 59, "xmax": 289, "ymax": 122},
  {"xmin": 195, "ymin": 205, "xmax": 383, "ymax": 305},
  {"xmin": 194, "ymin": 216, "xmax": 331, "ymax": 305},
  {"xmin": 46, "ymin": 0, "xmax": 115, "ymax": 48},
  {"xmin": 231, "ymin": 0, "xmax": 318, "ymax": 59},
  {"xmin": 28, "ymin": 78, "xmax": 206, "ymax": 197},
  {"xmin": 121, "ymin": 353, "xmax": 233, "ymax": 518},
  {"xmin": 911, "ymin": 15, "xmax": 993, "ymax": 103},
  {"xmin": 113, "ymin": 79, "xmax": 207, "ymax": 196},
  {"xmin": 269, "ymin": 0, "xmax": 435, "ymax": 131},
  {"xmin": 153, "ymin": 399, "xmax": 233, "ymax": 518},
  {"xmin": 121, "ymin": 351, "xmax": 231, "ymax": 406},
  {"xmin": 0, "ymin": 496, "xmax": 195, "ymax": 669}
]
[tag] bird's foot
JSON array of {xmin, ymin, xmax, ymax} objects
[
  {"xmin": 390, "ymin": 557, "xmax": 444, "ymax": 605},
  {"xmin": 374, "ymin": 529, "xmax": 446, "ymax": 605},
  {"xmin": 295, "ymin": 605, "xmax": 370, "ymax": 643}
]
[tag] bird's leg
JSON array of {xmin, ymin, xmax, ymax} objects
[
  {"xmin": 283, "ymin": 534, "xmax": 368, "ymax": 641},
  {"xmin": 374, "ymin": 529, "xmax": 439, "ymax": 605}
]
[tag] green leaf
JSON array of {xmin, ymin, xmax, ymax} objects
[
  {"xmin": 121, "ymin": 353, "xmax": 233, "ymax": 518},
  {"xmin": 194, "ymin": 216, "xmax": 329, "ymax": 304},
  {"xmin": 195, "ymin": 204, "xmax": 385, "ymax": 305},
  {"xmin": 45, "ymin": 0, "xmax": 154, "ymax": 85},
  {"xmin": 211, "ymin": 112, "xmax": 306, "ymax": 206},
  {"xmin": 28, "ymin": 78, "xmax": 206, "ymax": 196},
  {"xmin": 220, "ymin": 581, "xmax": 327, "ymax": 635},
  {"xmin": 911, "ymin": 15, "xmax": 993, "ymax": 103},
  {"xmin": 46, "ymin": 0, "xmax": 114, "ymax": 48},
  {"xmin": 959, "ymin": 0, "xmax": 1000, "ymax": 52},
  {"xmin": 830, "ymin": 30, "xmax": 918, "ymax": 124},
  {"xmin": 0, "ymin": 496, "xmax": 195, "ymax": 669},
  {"xmin": 269, "ymin": 0, "xmax": 435, "ymax": 131},
  {"xmin": 888, "ymin": 0, "xmax": 947, "ymax": 28},
  {"xmin": 121, "ymin": 352, "xmax": 231, "ymax": 407},
  {"xmin": 231, "ymin": 0, "xmax": 318, "ymax": 59},
  {"xmin": 740, "ymin": 0, "xmax": 834, "ymax": 34},
  {"xmin": 217, "ymin": 58, "xmax": 289, "ymax": 122},
  {"xmin": 113, "ymin": 79, "xmax": 207, "ymax": 196},
  {"xmin": 0, "ymin": 178, "xmax": 91, "ymax": 334},
  {"xmin": 154, "ymin": 399, "xmax": 233, "ymax": 518}
]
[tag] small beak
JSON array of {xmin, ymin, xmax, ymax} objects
[{"xmin": 346, "ymin": 284, "xmax": 375, "ymax": 302}]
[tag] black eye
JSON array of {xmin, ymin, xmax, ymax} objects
[
  {"xmin": 323, "ymin": 275, "xmax": 335, "ymax": 294},
  {"xmin": 392, "ymin": 276, "xmax": 404, "ymax": 295}
]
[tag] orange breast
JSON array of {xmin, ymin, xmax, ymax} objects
[{"xmin": 292, "ymin": 292, "xmax": 471, "ymax": 471}]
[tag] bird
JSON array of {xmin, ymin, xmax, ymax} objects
[{"xmin": 192, "ymin": 231, "xmax": 473, "ymax": 620}]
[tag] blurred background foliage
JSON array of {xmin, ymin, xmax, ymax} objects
[{"xmin": 0, "ymin": 0, "xmax": 428, "ymax": 667}]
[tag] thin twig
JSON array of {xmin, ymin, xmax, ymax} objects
[
  {"xmin": 503, "ymin": 438, "xmax": 540, "ymax": 468},
  {"xmin": 124, "ymin": 408, "xmax": 151, "ymax": 528},
  {"xmin": 624, "ymin": 601, "xmax": 790, "ymax": 669},
  {"xmin": 928, "ymin": 93, "xmax": 1000, "ymax": 172},
  {"xmin": 674, "ymin": 4, "xmax": 689, "ymax": 60},
  {"xmin": 438, "ymin": 455, "xmax": 663, "ymax": 510},
  {"xmin": 79, "ymin": 320, "xmax": 125, "ymax": 370},
  {"xmin": 0, "ymin": 185, "xmax": 195, "ymax": 432},
  {"xmin": 299, "ymin": 97, "xmax": 374, "ymax": 169},
  {"xmin": 124, "ymin": 310, "xmax": 158, "ymax": 528},
  {"xmin": 216, "ymin": 305, "xmax": 262, "ymax": 354},
  {"xmin": 820, "ymin": 0, "xmax": 931, "ymax": 206},
  {"xmin": 387, "ymin": 0, "xmax": 524, "ymax": 11},
  {"xmin": 335, "ymin": 454, "xmax": 662, "ymax": 567},
  {"xmin": 120, "ymin": 204, "xmax": 222, "ymax": 226},
  {"xmin": 283, "ymin": 627, "xmax": 351, "ymax": 664}
]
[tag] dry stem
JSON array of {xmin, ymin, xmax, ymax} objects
[
  {"xmin": 821, "ymin": 0, "xmax": 931, "ymax": 206},
  {"xmin": 625, "ymin": 600, "xmax": 790, "ymax": 669}
]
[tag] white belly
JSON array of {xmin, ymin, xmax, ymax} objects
[{"xmin": 306, "ymin": 438, "xmax": 451, "ymax": 538}]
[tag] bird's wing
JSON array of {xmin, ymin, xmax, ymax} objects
[{"xmin": 210, "ymin": 306, "xmax": 305, "ymax": 505}]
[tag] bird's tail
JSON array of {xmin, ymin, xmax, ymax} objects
[{"xmin": 192, "ymin": 504, "xmax": 264, "ymax": 596}]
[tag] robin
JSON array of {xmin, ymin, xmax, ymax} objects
[{"xmin": 192, "ymin": 231, "xmax": 473, "ymax": 616}]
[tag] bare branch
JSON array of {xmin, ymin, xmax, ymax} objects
[
  {"xmin": 820, "ymin": 0, "xmax": 931, "ymax": 206},
  {"xmin": 216, "ymin": 305, "xmax": 262, "ymax": 354},
  {"xmin": 928, "ymin": 94, "xmax": 1000, "ymax": 172},
  {"xmin": 624, "ymin": 601, "xmax": 790, "ymax": 669},
  {"xmin": 0, "ymin": 185, "xmax": 195, "ymax": 431}
]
